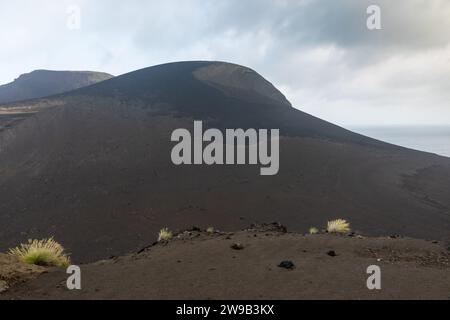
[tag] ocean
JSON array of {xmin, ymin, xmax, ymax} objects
[{"xmin": 349, "ymin": 126, "xmax": 450, "ymax": 158}]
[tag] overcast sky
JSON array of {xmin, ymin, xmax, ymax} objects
[{"xmin": 1, "ymin": 0, "xmax": 449, "ymax": 126}]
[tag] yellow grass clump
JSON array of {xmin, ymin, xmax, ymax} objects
[
  {"xmin": 326, "ymin": 219, "xmax": 351, "ymax": 234},
  {"xmin": 8, "ymin": 238, "xmax": 70, "ymax": 267},
  {"xmin": 206, "ymin": 226, "xmax": 215, "ymax": 234},
  {"xmin": 158, "ymin": 228, "xmax": 173, "ymax": 242},
  {"xmin": 309, "ymin": 227, "xmax": 319, "ymax": 234}
]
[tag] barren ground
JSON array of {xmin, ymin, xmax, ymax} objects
[{"xmin": 2, "ymin": 225, "xmax": 450, "ymax": 300}]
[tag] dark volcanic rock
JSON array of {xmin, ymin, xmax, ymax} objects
[
  {"xmin": 327, "ymin": 250, "xmax": 337, "ymax": 257},
  {"xmin": 278, "ymin": 261, "xmax": 295, "ymax": 270},
  {"xmin": 248, "ymin": 222, "xmax": 287, "ymax": 233},
  {"xmin": 231, "ymin": 243, "xmax": 245, "ymax": 250}
]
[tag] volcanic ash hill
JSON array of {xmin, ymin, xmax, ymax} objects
[
  {"xmin": 0, "ymin": 70, "xmax": 113, "ymax": 105},
  {"xmin": 0, "ymin": 61, "xmax": 449, "ymax": 262}
]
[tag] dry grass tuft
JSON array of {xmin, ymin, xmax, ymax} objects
[
  {"xmin": 158, "ymin": 228, "xmax": 173, "ymax": 242},
  {"xmin": 327, "ymin": 219, "xmax": 351, "ymax": 234},
  {"xmin": 8, "ymin": 238, "xmax": 70, "ymax": 267}
]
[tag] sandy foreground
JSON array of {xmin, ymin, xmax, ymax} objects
[
  {"xmin": 1, "ymin": 224, "xmax": 449, "ymax": 300},
  {"xmin": 0, "ymin": 254, "xmax": 46, "ymax": 294}
]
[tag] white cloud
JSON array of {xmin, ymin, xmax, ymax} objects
[{"xmin": 0, "ymin": 0, "xmax": 449, "ymax": 125}]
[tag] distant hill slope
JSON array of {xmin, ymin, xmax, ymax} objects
[
  {"xmin": 0, "ymin": 70, "xmax": 113, "ymax": 104},
  {"xmin": 0, "ymin": 61, "xmax": 449, "ymax": 262}
]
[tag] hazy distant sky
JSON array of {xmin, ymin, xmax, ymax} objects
[{"xmin": 1, "ymin": 0, "xmax": 450, "ymax": 126}]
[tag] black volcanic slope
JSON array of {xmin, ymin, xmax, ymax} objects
[
  {"xmin": 0, "ymin": 70, "xmax": 113, "ymax": 104},
  {"xmin": 0, "ymin": 61, "xmax": 449, "ymax": 262}
]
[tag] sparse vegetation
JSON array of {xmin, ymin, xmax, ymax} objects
[
  {"xmin": 158, "ymin": 228, "xmax": 173, "ymax": 242},
  {"xmin": 206, "ymin": 226, "xmax": 215, "ymax": 234},
  {"xmin": 8, "ymin": 238, "xmax": 70, "ymax": 267},
  {"xmin": 309, "ymin": 227, "xmax": 319, "ymax": 234},
  {"xmin": 326, "ymin": 219, "xmax": 351, "ymax": 234}
]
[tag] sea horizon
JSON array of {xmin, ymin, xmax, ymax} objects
[{"xmin": 349, "ymin": 125, "xmax": 450, "ymax": 158}]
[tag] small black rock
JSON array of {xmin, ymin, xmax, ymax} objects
[
  {"xmin": 278, "ymin": 261, "xmax": 295, "ymax": 270},
  {"xmin": 327, "ymin": 250, "xmax": 337, "ymax": 257},
  {"xmin": 231, "ymin": 243, "xmax": 244, "ymax": 250}
]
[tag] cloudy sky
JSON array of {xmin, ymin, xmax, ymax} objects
[{"xmin": 1, "ymin": 0, "xmax": 450, "ymax": 126}]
